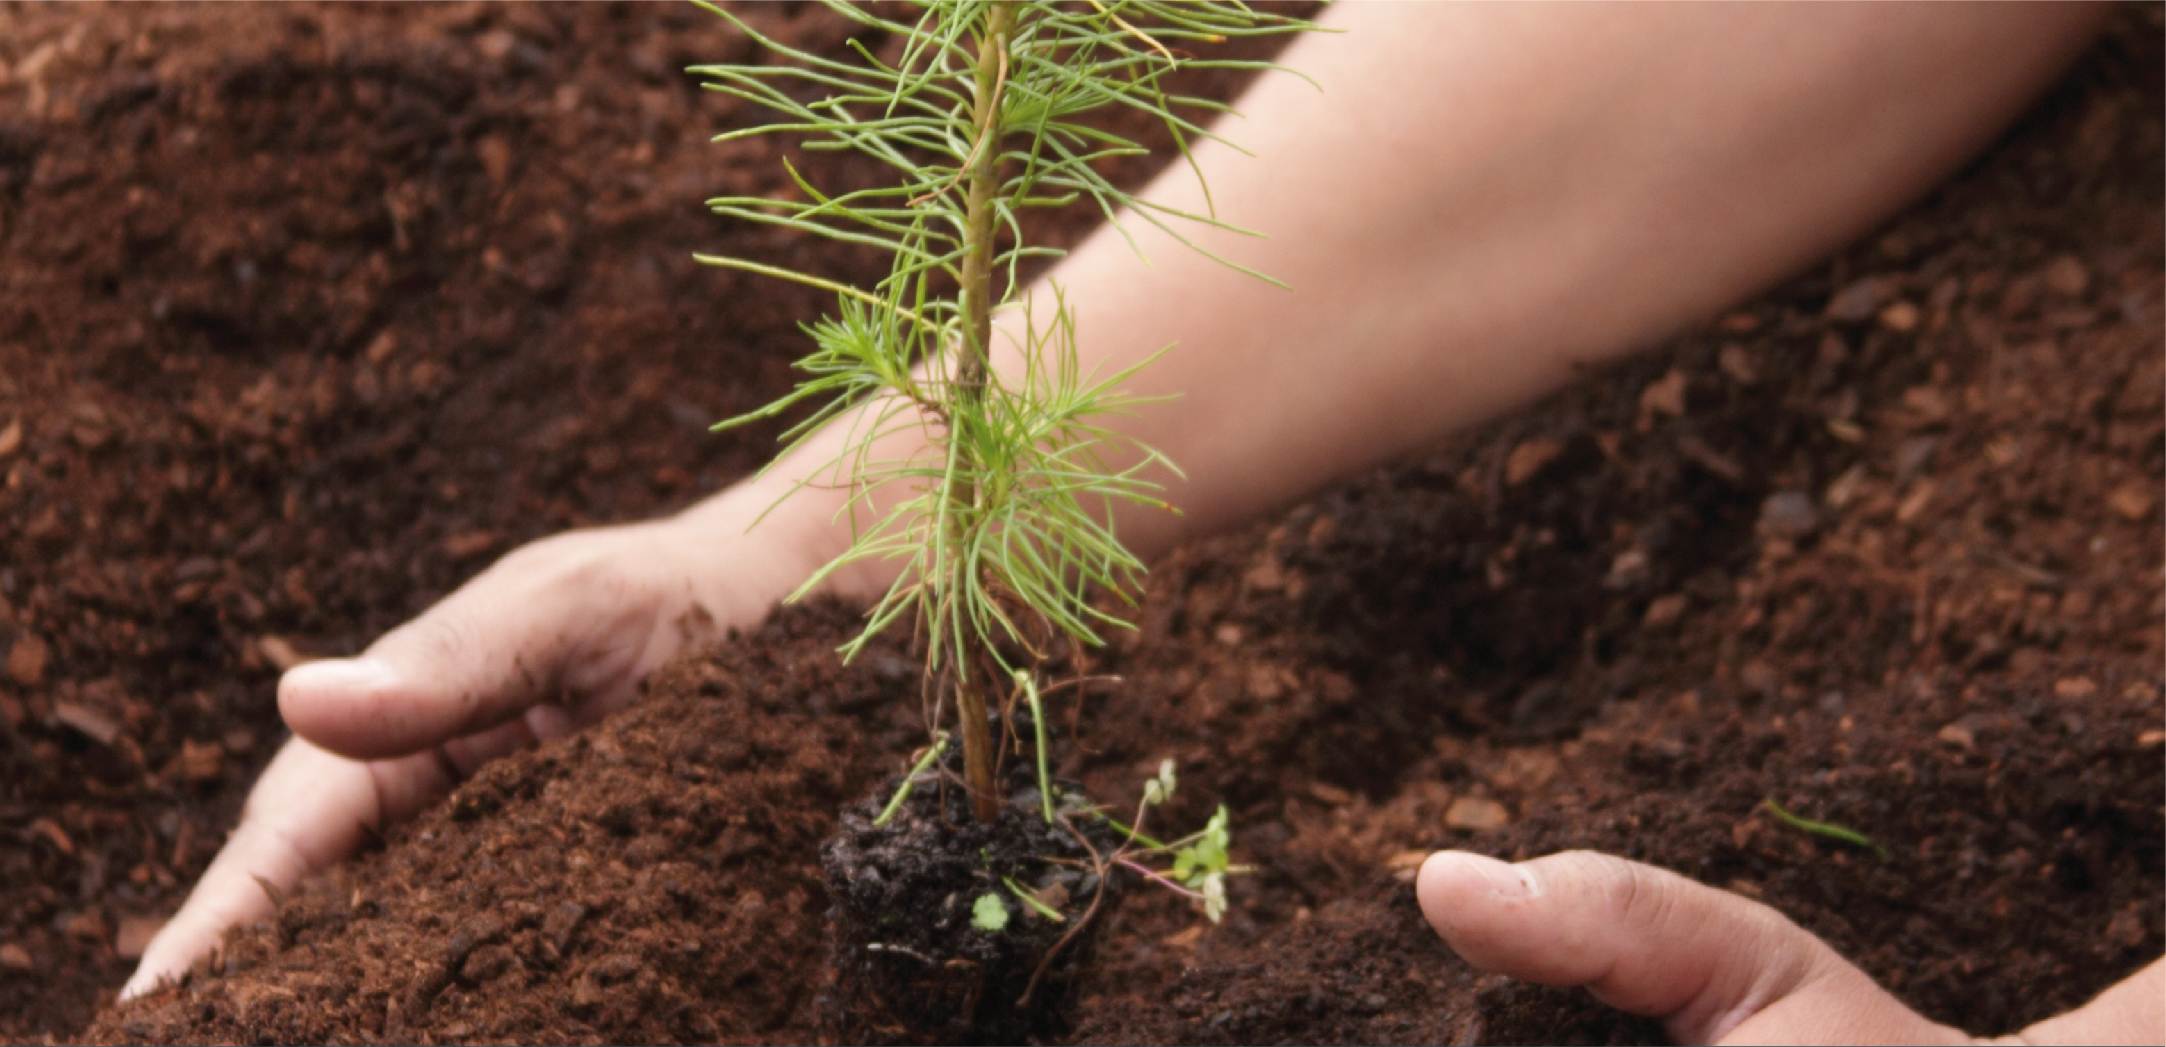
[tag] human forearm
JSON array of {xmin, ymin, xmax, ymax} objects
[
  {"xmin": 1043, "ymin": 1, "xmax": 2106, "ymax": 556},
  {"xmin": 705, "ymin": 2, "xmax": 2106, "ymax": 598}
]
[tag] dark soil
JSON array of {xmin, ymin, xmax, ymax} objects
[
  {"xmin": 0, "ymin": 2, "xmax": 2156, "ymax": 1044},
  {"xmin": 3, "ymin": 3, "xmax": 883, "ymax": 1038},
  {"xmin": 818, "ymin": 749, "xmax": 1129, "ymax": 1046}
]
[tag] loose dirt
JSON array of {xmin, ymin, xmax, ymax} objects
[{"xmin": 0, "ymin": 3, "xmax": 2156, "ymax": 1045}]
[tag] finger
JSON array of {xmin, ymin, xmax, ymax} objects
[
  {"xmin": 120, "ymin": 739, "xmax": 452, "ymax": 1000},
  {"xmin": 1416, "ymin": 850, "xmax": 1964, "ymax": 1045},
  {"xmin": 279, "ymin": 529, "xmax": 675, "ymax": 759},
  {"xmin": 436, "ymin": 703, "xmax": 583, "ymax": 777},
  {"xmin": 2012, "ymin": 957, "xmax": 2164, "ymax": 1046}
]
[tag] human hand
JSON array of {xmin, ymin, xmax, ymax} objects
[
  {"xmin": 122, "ymin": 486, "xmax": 841, "ymax": 999},
  {"xmin": 1417, "ymin": 849, "xmax": 2163, "ymax": 1045}
]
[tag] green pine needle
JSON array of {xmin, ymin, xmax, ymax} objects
[
  {"xmin": 1761, "ymin": 799, "xmax": 1891, "ymax": 859},
  {"xmin": 696, "ymin": 1, "xmax": 1312, "ymax": 683}
]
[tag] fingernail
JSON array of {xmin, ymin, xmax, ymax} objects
[
  {"xmin": 1449, "ymin": 852, "xmax": 1539, "ymax": 898},
  {"xmin": 282, "ymin": 657, "xmax": 397, "ymax": 696}
]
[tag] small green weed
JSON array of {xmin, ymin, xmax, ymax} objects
[{"xmin": 1761, "ymin": 798, "xmax": 1891, "ymax": 858}]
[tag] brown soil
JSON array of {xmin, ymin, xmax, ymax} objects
[{"xmin": 0, "ymin": 3, "xmax": 2156, "ymax": 1044}]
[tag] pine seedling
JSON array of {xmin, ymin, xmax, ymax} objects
[{"xmin": 695, "ymin": 1, "xmax": 1312, "ymax": 823}]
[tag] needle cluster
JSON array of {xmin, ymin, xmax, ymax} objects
[{"xmin": 695, "ymin": 0, "xmax": 1310, "ymax": 819}]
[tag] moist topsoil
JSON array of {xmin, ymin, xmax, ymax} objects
[{"xmin": 0, "ymin": 3, "xmax": 2157, "ymax": 1044}]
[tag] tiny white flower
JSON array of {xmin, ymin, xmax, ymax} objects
[{"xmin": 1201, "ymin": 872, "xmax": 1226, "ymax": 923}]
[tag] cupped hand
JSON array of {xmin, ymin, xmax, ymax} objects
[
  {"xmin": 123, "ymin": 488, "xmax": 838, "ymax": 1000},
  {"xmin": 1417, "ymin": 849, "xmax": 2163, "ymax": 1046}
]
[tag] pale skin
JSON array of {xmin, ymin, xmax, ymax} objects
[{"xmin": 125, "ymin": 3, "xmax": 2161, "ymax": 1043}]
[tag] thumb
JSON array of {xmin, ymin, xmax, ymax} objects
[
  {"xmin": 279, "ymin": 527, "xmax": 681, "ymax": 760},
  {"xmin": 1416, "ymin": 850, "xmax": 1966, "ymax": 1046}
]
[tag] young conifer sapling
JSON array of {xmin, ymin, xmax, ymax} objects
[{"xmin": 694, "ymin": 0, "xmax": 1309, "ymax": 917}]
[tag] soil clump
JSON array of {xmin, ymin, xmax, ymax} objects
[{"xmin": 818, "ymin": 752, "xmax": 1128, "ymax": 1046}]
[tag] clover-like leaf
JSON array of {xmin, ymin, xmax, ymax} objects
[
  {"xmin": 972, "ymin": 892, "xmax": 1010, "ymax": 933},
  {"xmin": 1172, "ymin": 805, "xmax": 1233, "ymax": 885}
]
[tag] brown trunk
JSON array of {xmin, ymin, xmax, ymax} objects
[
  {"xmin": 947, "ymin": 0, "xmax": 1016, "ymax": 823},
  {"xmin": 952, "ymin": 670, "xmax": 1001, "ymax": 823}
]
